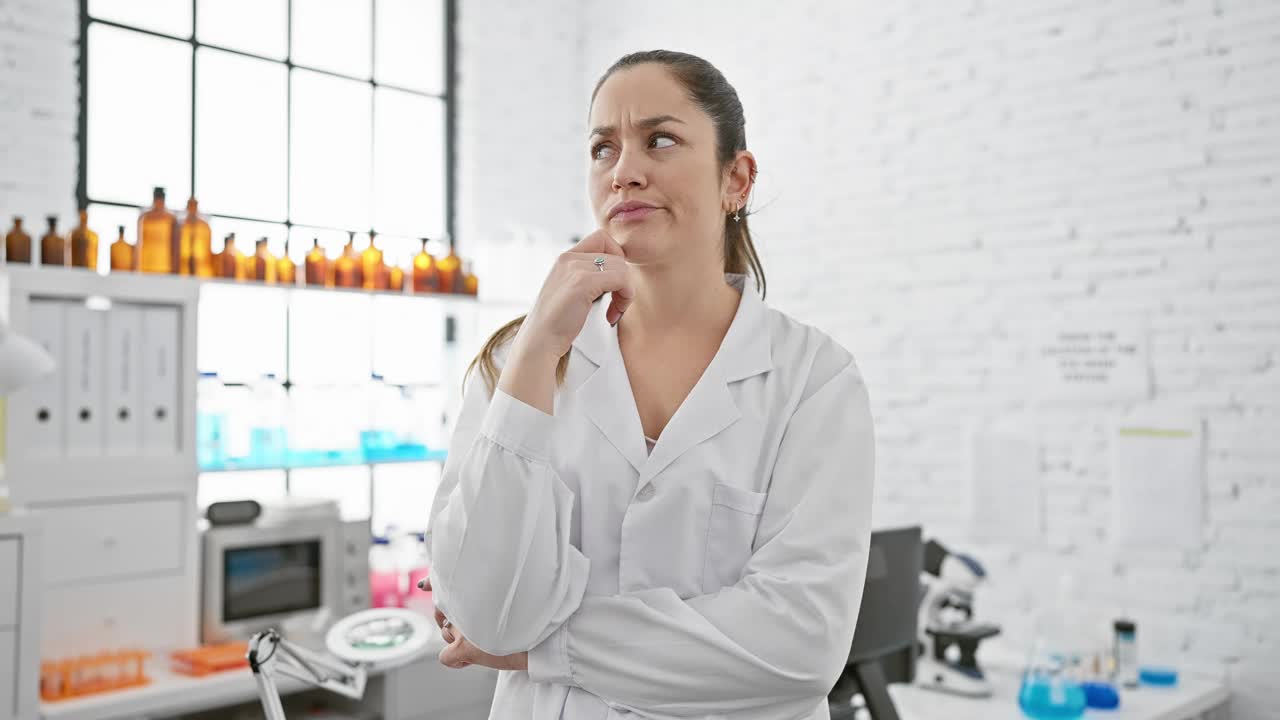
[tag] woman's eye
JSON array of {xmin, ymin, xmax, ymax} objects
[
  {"xmin": 591, "ymin": 143, "xmax": 615, "ymax": 160},
  {"xmin": 651, "ymin": 134, "xmax": 676, "ymax": 149}
]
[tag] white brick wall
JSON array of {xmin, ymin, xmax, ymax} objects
[{"xmin": 0, "ymin": 0, "xmax": 78, "ymax": 227}]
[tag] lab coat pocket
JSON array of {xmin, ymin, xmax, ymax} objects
[{"xmin": 702, "ymin": 482, "xmax": 768, "ymax": 594}]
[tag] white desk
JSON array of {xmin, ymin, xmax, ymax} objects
[
  {"xmin": 39, "ymin": 631, "xmax": 496, "ymax": 720},
  {"xmin": 890, "ymin": 667, "xmax": 1230, "ymax": 720}
]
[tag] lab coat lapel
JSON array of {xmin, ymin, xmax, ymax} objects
[
  {"xmin": 572, "ymin": 298, "xmax": 649, "ymax": 474},
  {"xmin": 639, "ymin": 274, "xmax": 773, "ymax": 486}
]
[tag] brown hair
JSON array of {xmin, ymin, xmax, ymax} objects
[{"xmin": 464, "ymin": 50, "xmax": 766, "ymax": 396}]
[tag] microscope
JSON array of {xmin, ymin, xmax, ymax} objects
[{"xmin": 914, "ymin": 538, "xmax": 1001, "ymax": 697}]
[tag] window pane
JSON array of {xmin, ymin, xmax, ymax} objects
[
  {"xmin": 291, "ymin": 70, "xmax": 372, "ymax": 230},
  {"xmin": 87, "ymin": 24, "xmax": 191, "ymax": 205},
  {"xmin": 375, "ymin": 0, "xmax": 445, "ymax": 94},
  {"xmin": 197, "ymin": 0, "xmax": 287, "ymax": 59},
  {"xmin": 196, "ymin": 49, "xmax": 287, "ymax": 221},
  {"xmin": 198, "ymin": 282, "xmax": 287, "ymax": 381},
  {"xmin": 372, "ymin": 462, "xmax": 439, "ymax": 535},
  {"xmin": 290, "ymin": 467, "xmax": 371, "ymax": 522},
  {"xmin": 289, "ymin": 291, "xmax": 373, "ymax": 383},
  {"xmin": 90, "ymin": 0, "xmax": 191, "ymax": 38},
  {"xmin": 374, "ymin": 90, "xmax": 444, "ymax": 238},
  {"xmin": 291, "ymin": 0, "xmax": 372, "ymax": 79},
  {"xmin": 85, "ymin": 203, "xmax": 140, "ymax": 272},
  {"xmin": 371, "ymin": 293, "xmax": 444, "ymax": 385}
]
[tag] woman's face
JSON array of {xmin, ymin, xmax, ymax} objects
[{"xmin": 588, "ymin": 64, "xmax": 727, "ymax": 263}]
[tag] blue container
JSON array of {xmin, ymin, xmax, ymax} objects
[
  {"xmin": 1018, "ymin": 674, "xmax": 1087, "ymax": 719},
  {"xmin": 196, "ymin": 412, "xmax": 226, "ymax": 469}
]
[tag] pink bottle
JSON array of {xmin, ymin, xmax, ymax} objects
[
  {"xmin": 405, "ymin": 532, "xmax": 432, "ymax": 615},
  {"xmin": 368, "ymin": 536, "xmax": 402, "ymax": 608}
]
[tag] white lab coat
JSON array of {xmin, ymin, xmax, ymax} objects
[{"xmin": 427, "ymin": 273, "xmax": 875, "ymax": 720}]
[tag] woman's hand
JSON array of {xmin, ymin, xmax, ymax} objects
[
  {"xmin": 419, "ymin": 574, "xmax": 529, "ymax": 672},
  {"xmin": 511, "ymin": 229, "xmax": 634, "ymax": 365},
  {"xmin": 439, "ymin": 632, "xmax": 529, "ymax": 672}
]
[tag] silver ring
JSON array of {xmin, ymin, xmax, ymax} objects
[{"xmin": 594, "ymin": 257, "xmax": 605, "ymax": 271}]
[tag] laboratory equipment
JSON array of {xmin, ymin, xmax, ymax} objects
[
  {"xmin": 362, "ymin": 232, "xmax": 385, "ymax": 290},
  {"xmin": 69, "ymin": 209, "xmax": 99, "ymax": 269},
  {"xmin": 914, "ymin": 538, "xmax": 1001, "ymax": 697},
  {"xmin": 1017, "ymin": 637, "xmax": 1088, "ymax": 719},
  {"xmin": 40, "ymin": 649, "xmax": 151, "ymax": 701},
  {"xmin": 201, "ymin": 515, "xmax": 342, "ymax": 644},
  {"xmin": 369, "ymin": 535, "xmax": 401, "ymax": 608},
  {"xmin": 411, "ymin": 238, "xmax": 438, "ymax": 292},
  {"xmin": 109, "ymin": 225, "xmax": 133, "ymax": 271},
  {"xmin": 171, "ymin": 641, "xmax": 250, "ymax": 676},
  {"xmin": 248, "ymin": 607, "xmax": 433, "ymax": 720},
  {"xmin": 179, "ymin": 197, "xmax": 213, "ymax": 277},
  {"xmin": 5, "ymin": 216, "xmax": 32, "ymax": 263},
  {"xmin": 138, "ymin": 186, "xmax": 175, "ymax": 273},
  {"xmin": 828, "ymin": 525, "xmax": 922, "ymax": 720},
  {"xmin": 1114, "ymin": 619, "xmax": 1138, "ymax": 687},
  {"xmin": 205, "ymin": 499, "xmax": 263, "ymax": 526},
  {"xmin": 253, "ymin": 237, "xmax": 278, "ymax": 284},
  {"xmin": 277, "ymin": 240, "xmax": 297, "ymax": 285},
  {"xmin": 40, "ymin": 216, "xmax": 65, "ymax": 266},
  {"xmin": 1140, "ymin": 666, "xmax": 1178, "ymax": 686}
]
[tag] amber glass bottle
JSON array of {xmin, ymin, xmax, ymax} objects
[
  {"xmin": 215, "ymin": 233, "xmax": 246, "ymax": 280},
  {"xmin": 109, "ymin": 225, "xmax": 134, "ymax": 272},
  {"xmin": 461, "ymin": 260, "xmax": 478, "ymax": 296},
  {"xmin": 334, "ymin": 233, "xmax": 361, "ymax": 288},
  {"xmin": 138, "ymin": 187, "xmax": 176, "ymax": 273},
  {"xmin": 179, "ymin": 197, "xmax": 213, "ymax": 277},
  {"xmin": 5, "ymin": 217, "xmax": 32, "ymax": 264},
  {"xmin": 252, "ymin": 238, "xmax": 276, "ymax": 284},
  {"xmin": 40, "ymin": 216, "xmax": 66, "ymax": 266},
  {"xmin": 304, "ymin": 238, "xmax": 328, "ymax": 287},
  {"xmin": 276, "ymin": 241, "xmax": 297, "ymax": 286},
  {"xmin": 436, "ymin": 240, "xmax": 461, "ymax": 294},
  {"xmin": 361, "ymin": 232, "xmax": 384, "ymax": 290},
  {"xmin": 69, "ymin": 209, "xmax": 99, "ymax": 270},
  {"xmin": 411, "ymin": 238, "xmax": 437, "ymax": 293},
  {"xmin": 387, "ymin": 248, "xmax": 405, "ymax": 292}
]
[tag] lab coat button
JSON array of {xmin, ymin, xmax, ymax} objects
[{"xmin": 635, "ymin": 485, "xmax": 655, "ymax": 502}]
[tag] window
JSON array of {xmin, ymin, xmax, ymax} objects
[
  {"xmin": 78, "ymin": 0, "xmax": 454, "ymax": 262},
  {"xmin": 81, "ymin": 1, "xmax": 458, "ymax": 535}
]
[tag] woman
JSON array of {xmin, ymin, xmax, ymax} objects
[{"xmin": 424, "ymin": 50, "xmax": 875, "ymax": 719}]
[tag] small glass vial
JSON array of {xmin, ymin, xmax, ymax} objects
[{"xmin": 1113, "ymin": 619, "xmax": 1138, "ymax": 688}]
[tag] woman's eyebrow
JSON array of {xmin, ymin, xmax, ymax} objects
[{"xmin": 589, "ymin": 114, "xmax": 685, "ymax": 138}]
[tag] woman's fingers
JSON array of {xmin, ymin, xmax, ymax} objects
[
  {"xmin": 559, "ymin": 253, "xmax": 633, "ymax": 324},
  {"xmin": 569, "ymin": 228, "xmax": 626, "ymax": 258}
]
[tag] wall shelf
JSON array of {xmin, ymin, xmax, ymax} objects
[{"xmin": 199, "ymin": 448, "xmax": 448, "ymax": 473}]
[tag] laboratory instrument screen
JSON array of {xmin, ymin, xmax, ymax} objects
[{"xmin": 223, "ymin": 541, "xmax": 322, "ymax": 621}]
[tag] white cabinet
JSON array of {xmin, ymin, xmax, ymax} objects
[
  {"xmin": 0, "ymin": 513, "xmax": 42, "ymax": 720},
  {"xmin": 40, "ymin": 497, "xmax": 185, "ymax": 584}
]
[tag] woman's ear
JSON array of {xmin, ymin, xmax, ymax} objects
[{"xmin": 723, "ymin": 150, "xmax": 757, "ymax": 212}]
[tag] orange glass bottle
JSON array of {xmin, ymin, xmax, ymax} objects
[
  {"xmin": 179, "ymin": 197, "xmax": 213, "ymax": 277},
  {"xmin": 276, "ymin": 241, "xmax": 296, "ymax": 286},
  {"xmin": 252, "ymin": 238, "xmax": 276, "ymax": 284},
  {"xmin": 334, "ymin": 233, "xmax": 362, "ymax": 288},
  {"xmin": 40, "ymin": 216, "xmax": 66, "ymax": 266},
  {"xmin": 411, "ymin": 238, "xmax": 437, "ymax": 293},
  {"xmin": 361, "ymin": 232, "xmax": 384, "ymax": 290},
  {"xmin": 387, "ymin": 249, "xmax": 405, "ymax": 292},
  {"xmin": 304, "ymin": 238, "xmax": 329, "ymax": 287},
  {"xmin": 69, "ymin": 209, "xmax": 99, "ymax": 270},
  {"xmin": 137, "ymin": 187, "xmax": 176, "ymax": 273},
  {"xmin": 461, "ymin": 260, "xmax": 478, "ymax": 296},
  {"xmin": 5, "ymin": 217, "xmax": 32, "ymax": 264},
  {"xmin": 436, "ymin": 241, "xmax": 461, "ymax": 294},
  {"xmin": 109, "ymin": 225, "xmax": 134, "ymax": 272},
  {"xmin": 215, "ymin": 233, "xmax": 246, "ymax": 280}
]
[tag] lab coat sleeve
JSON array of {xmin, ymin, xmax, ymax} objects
[
  {"xmin": 526, "ymin": 362, "xmax": 875, "ymax": 716},
  {"xmin": 426, "ymin": 366, "xmax": 590, "ymax": 656}
]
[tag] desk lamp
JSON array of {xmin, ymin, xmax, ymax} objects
[{"xmin": 248, "ymin": 607, "xmax": 435, "ymax": 720}]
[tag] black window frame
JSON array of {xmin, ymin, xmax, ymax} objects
[{"xmin": 75, "ymin": 0, "xmax": 458, "ymax": 249}]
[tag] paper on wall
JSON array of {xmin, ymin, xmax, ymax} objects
[{"xmin": 1109, "ymin": 416, "xmax": 1205, "ymax": 550}]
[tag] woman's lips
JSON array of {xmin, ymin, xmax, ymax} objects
[{"xmin": 611, "ymin": 206, "xmax": 659, "ymax": 223}]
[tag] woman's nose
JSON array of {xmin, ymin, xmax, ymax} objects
[{"xmin": 611, "ymin": 146, "xmax": 648, "ymax": 190}]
